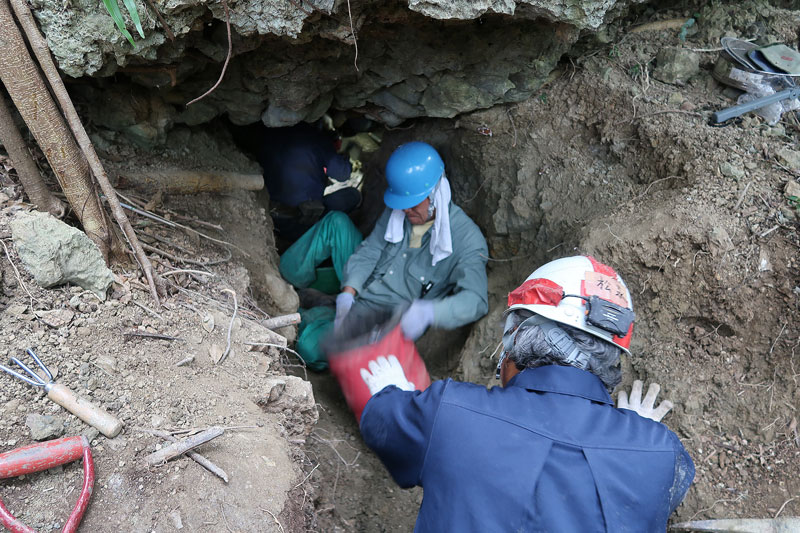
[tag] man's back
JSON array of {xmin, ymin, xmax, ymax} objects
[{"xmin": 360, "ymin": 365, "xmax": 694, "ymax": 532}]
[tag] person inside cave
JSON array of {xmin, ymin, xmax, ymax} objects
[
  {"xmin": 357, "ymin": 255, "xmax": 695, "ymax": 531},
  {"xmin": 278, "ymin": 141, "xmax": 489, "ymax": 370},
  {"xmin": 257, "ymin": 121, "xmax": 359, "ymax": 244}
]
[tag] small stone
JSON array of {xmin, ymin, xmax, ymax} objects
[
  {"xmin": 785, "ymin": 180, "xmax": 800, "ymax": 199},
  {"xmin": 653, "ymin": 47, "xmax": 699, "ymax": 85},
  {"xmin": 679, "ymin": 100, "xmax": 696, "ymax": 112},
  {"xmin": 766, "ymin": 124, "xmax": 786, "ymax": 137},
  {"xmin": 3, "ymin": 399, "xmax": 21, "ymax": 414},
  {"xmin": 758, "ymin": 248, "xmax": 772, "ymax": 272},
  {"xmin": 26, "ymin": 414, "xmax": 65, "ymax": 441},
  {"xmin": 667, "ymin": 92, "xmax": 684, "ymax": 106},
  {"xmin": 777, "ymin": 147, "xmax": 800, "ymax": 171},
  {"xmin": 35, "ymin": 309, "xmax": 75, "ymax": 328},
  {"xmin": 4, "ymin": 305, "xmax": 28, "ymax": 317},
  {"xmin": 169, "ymin": 510, "xmax": 183, "ymax": 530},
  {"xmin": 83, "ymin": 427, "xmax": 100, "ymax": 444},
  {"xmin": 95, "ymin": 355, "xmax": 117, "ymax": 375},
  {"xmin": 720, "ymin": 162, "xmax": 745, "ymax": 180}
]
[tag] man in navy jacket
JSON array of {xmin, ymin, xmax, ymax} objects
[
  {"xmin": 359, "ymin": 255, "xmax": 694, "ymax": 532},
  {"xmin": 258, "ymin": 122, "xmax": 357, "ymax": 241}
]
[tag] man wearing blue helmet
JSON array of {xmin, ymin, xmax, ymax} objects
[{"xmin": 280, "ymin": 141, "xmax": 489, "ymax": 369}]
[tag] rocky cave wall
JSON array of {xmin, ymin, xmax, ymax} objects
[{"xmin": 34, "ymin": 0, "xmax": 652, "ymax": 150}]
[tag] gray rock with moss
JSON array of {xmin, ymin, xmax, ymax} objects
[{"xmin": 10, "ymin": 211, "xmax": 114, "ymax": 300}]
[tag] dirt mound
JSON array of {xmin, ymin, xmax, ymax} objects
[{"xmin": 0, "ymin": 188, "xmax": 314, "ymax": 532}]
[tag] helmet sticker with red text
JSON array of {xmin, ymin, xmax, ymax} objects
[{"xmin": 583, "ymin": 271, "xmax": 629, "ymax": 307}]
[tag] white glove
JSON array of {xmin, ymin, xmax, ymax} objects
[
  {"xmin": 359, "ymin": 355, "xmax": 415, "ymax": 396},
  {"xmin": 400, "ymin": 300, "xmax": 435, "ymax": 341},
  {"xmin": 617, "ymin": 380, "xmax": 674, "ymax": 422},
  {"xmin": 334, "ymin": 292, "xmax": 354, "ymax": 330}
]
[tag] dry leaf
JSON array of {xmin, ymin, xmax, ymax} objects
[
  {"xmin": 202, "ymin": 314, "xmax": 215, "ymax": 333},
  {"xmin": 209, "ymin": 343, "xmax": 224, "ymax": 364}
]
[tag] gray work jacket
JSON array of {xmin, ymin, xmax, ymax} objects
[{"xmin": 341, "ymin": 204, "xmax": 489, "ymax": 329}]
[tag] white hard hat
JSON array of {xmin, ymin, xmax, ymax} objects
[{"xmin": 505, "ymin": 255, "xmax": 635, "ymax": 353}]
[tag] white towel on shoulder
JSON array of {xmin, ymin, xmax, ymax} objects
[{"xmin": 384, "ymin": 176, "xmax": 453, "ymax": 266}]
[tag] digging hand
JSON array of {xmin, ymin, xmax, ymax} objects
[
  {"xmin": 334, "ymin": 292, "xmax": 354, "ymax": 331},
  {"xmin": 360, "ymin": 355, "xmax": 415, "ymax": 395},
  {"xmin": 400, "ymin": 300, "xmax": 435, "ymax": 341},
  {"xmin": 617, "ymin": 380, "xmax": 674, "ymax": 422}
]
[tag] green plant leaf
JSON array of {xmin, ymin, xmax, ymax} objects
[
  {"xmin": 102, "ymin": 0, "xmax": 136, "ymax": 46},
  {"xmin": 121, "ymin": 0, "xmax": 145, "ymax": 38}
]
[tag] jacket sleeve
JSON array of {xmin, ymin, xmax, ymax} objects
[
  {"xmin": 359, "ymin": 380, "xmax": 449, "ymax": 488},
  {"xmin": 431, "ymin": 223, "xmax": 489, "ymax": 329},
  {"xmin": 341, "ymin": 209, "xmax": 390, "ymax": 294},
  {"xmin": 668, "ymin": 436, "xmax": 696, "ymax": 514}
]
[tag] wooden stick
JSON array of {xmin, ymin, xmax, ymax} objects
[
  {"xmin": 123, "ymin": 331, "xmax": 181, "ymax": 341},
  {"xmin": 175, "ymin": 355, "xmax": 195, "ymax": 367},
  {"xmin": 141, "ymin": 242, "xmax": 231, "ymax": 268},
  {"xmin": 261, "ymin": 313, "xmax": 301, "ymax": 331},
  {"xmin": 138, "ymin": 428, "xmax": 228, "ymax": 482},
  {"xmin": 217, "ymin": 289, "xmax": 237, "ymax": 364},
  {"xmin": 629, "ymin": 18, "xmax": 687, "ymax": 33},
  {"xmin": 0, "ymin": 92, "xmax": 64, "ymax": 216},
  {"xmin": 162, "ymin": 269, "xmax": 216, "ymax": 277},
  {"xmin": 9, "ymin": 0, "xmax": 162, "ymax": 306},
  {"xmin": 116, "ymin": 169, "xmax": 264, "ymax": 194},
  {"xmin": 144, "ymin": 427, "xmax": 224, "ymax": 466},
  {"xmin": 246, "ymin": 325, "xmax": 288, "ymax": 348},
  {"xmin": 131, "ymin": 300, "xmax": 163, "ymax": 320}
]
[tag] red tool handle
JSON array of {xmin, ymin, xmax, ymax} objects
[
  {"xmin": 0, "ymin": 436, "xmax": 85, "ymax": 479},
  {"xmin": 63, "ymin": 441, "xmax": 94, "ymax": 533},
  {"xmin": 0, "ymin": 436, "xmax": 94, "ymax": 533}
]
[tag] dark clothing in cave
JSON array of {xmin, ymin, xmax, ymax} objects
[{"xmin": 258, "ymin": 123, "xmax": 359, "ymax": 243}]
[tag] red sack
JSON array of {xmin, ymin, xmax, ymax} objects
[{"xmin": 328, "ymin": 323, "xmax": 431, "ymax": 421}]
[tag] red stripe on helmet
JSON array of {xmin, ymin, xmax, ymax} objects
[
  {"xmin": 613, "ymin": 323, "xmax": 634, "ymax": 350},
  {"xmin": 586, "ymin": 255, "xmax": 617, "ymax": 277},
  {"xmin": 508, "ymin": 278, "xmax": 564, "ymax": 308}
]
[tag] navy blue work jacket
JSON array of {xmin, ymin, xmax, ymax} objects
[
  {"xmin": 360, "ymin": 365, "xmax": 694, "ymax": 532},
  {"xmin": 258, "ymin": 123, "xmax": 351, "ymax": 207}
]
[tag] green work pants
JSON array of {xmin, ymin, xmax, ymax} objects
[{"xmin": 279, "ymin": 212, "xmax": 363, "ymax": 369}]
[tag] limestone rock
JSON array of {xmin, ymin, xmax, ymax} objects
[
  {"xmin": 36, "ymin": 1, "xmax": 584, "ymax": 135},
  {"xmin": 653, "ymin": 47, "xmax": 699, "ymax": 85},
  {"xmin": 26, "ymin": 414, "xmax": 65, "ymax": 441},
  {"xmin": 258, "ymin": 376, "xmax": 318, "ymax": 436},
  {"xmin": 408, "ymin": 0, "xmax": 630, "ymax": 29},
  {"xmin": 720, "ymin": 161, "xmax": 745, "ymax": 180},
  {"xmin": 778, "ymin": 147, "xmax": 800, "ymax": 172},
  {"xmin": 10, "ymin": 211, "xmax": 114, "ymax": 300},
  {"xmin": 785, "ymin": 180, "xmax": 800, "ymax": 199},
  {"xmin": 35, "ymin": 309, "xmax": 76, "ymax": 328}
]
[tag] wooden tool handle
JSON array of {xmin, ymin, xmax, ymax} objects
[{"xmin": 47, "ymin": 383, "xmax": 123, "ymax": 438}]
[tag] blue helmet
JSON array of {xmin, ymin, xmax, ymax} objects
[{"xmin": 383, "ymin": 142, "xmax": 445, "ymax": 210}]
